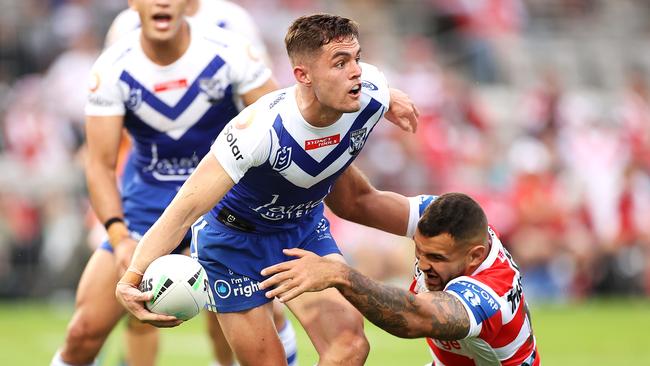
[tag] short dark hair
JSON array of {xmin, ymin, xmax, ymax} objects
[
  {"xmin": 417, "ymin": 193, "xmax": 488, "ymax": 246},
  {"xmin": 285, "ymin": 13, "xmax": 359, "ymax": 63}
]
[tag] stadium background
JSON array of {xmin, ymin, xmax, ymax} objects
[{"xmin": 0, "ymin": 0, "xmax": 649, "ymax": 364}]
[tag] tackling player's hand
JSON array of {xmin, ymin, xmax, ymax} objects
[
  {"xmin": 115, "ymin": 274, "xmax": 183, "ymax": 328},
  {"xmin": 113, "ymin": 237, "xmax": 138, "ymax": 277},
  {"xmin": 260, "ymin": 248, "xmax": 342, "ymax": 303},
  {"xmin": 385, "ymin": 88, "xmax": 419, "ymax": 133}
]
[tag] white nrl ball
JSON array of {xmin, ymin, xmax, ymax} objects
[{"xmin": 139, "ymin": 254, "xmax": 209, "ymax": 321}]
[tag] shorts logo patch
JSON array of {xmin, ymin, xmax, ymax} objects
[
  {"xmin": 213, "ymin": 276, "xmax": 261, "ymax": 299},
  {"xmin": 214, "ymin": 279, "xmax": 231, "ymax": 299}
]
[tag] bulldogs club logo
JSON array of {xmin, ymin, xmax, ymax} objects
[
  {"xmin": 348, "ymin": 127, "xmax": 367, "ymax": 156},
  {"xmin": 126, "ymin": 87, "xmax": 143, "ymax": 111},
  {"xmin": 199, "ymin": 77, "xmax": 227, "ymax": 104},
  {"xmin": 272, "ymin": 146, "xmax": 292, "ymax": 172}
]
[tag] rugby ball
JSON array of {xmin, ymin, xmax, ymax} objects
[{"xmin": 139, "ymin": 254, "xmax": 209, "ymax": 321}]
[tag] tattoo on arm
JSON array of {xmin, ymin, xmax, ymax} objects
[{"xmin": 338, "ymin": 269, "xmax": 470, "ymax": 340}]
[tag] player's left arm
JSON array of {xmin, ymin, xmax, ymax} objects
[
  {"xmin": 325, "ymin": 164, "xmax": 436, "ymax": 237},
  {"xmin": 261, "ymin": 248, "xmax": 470, "ymax": 340},
  {"xmin": 325, "ymin": 164, "xmax": 410, "ymax": 235}
]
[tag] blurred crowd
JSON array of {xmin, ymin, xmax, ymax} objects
[{"xmin": 1, "ymin": 0, "xmax": 649, "ymax": 303}]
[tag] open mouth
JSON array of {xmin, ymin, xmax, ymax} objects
[
  {"xmin": 348, "ymin": 83, "xmax": 361, "ymax": 97},
  {"xmin": 152, "ymin": 13, "xmax": 173, "ymax": 31}
]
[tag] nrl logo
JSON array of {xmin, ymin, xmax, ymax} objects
[
  {"xmin": 348, "ymin": 127, "xmax": 367, "ymax": 156},
  {"xmin": 199, "ymin": 77, "xmax": 227, "ymax": 103},
  {"xmin": 272, "ymin": 146, "xmax": 292, "ymax": 172},
  {"xmin": 126, "ymin": 87, "xmax": 143, "ymax": 111}
]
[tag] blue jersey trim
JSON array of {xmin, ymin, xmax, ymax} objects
[
  {"xmin": 270, "ymin": 98, "xmax": 382, "ymax": 177},
  {"xmin": 119, "ymin": 55, "xmax": 226, "ymax": 120},
  {"xmin": 447, "ymin": 280, "xmax": 500, "ymax": 324}
]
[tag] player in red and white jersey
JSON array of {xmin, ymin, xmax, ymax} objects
[
  {"xmin": 410, "ymin": 224, "xmax": 538, "ymax": 366},
  {"xmin": 261, "ymin": 192, "xmax": 540, "ymax": 366}
]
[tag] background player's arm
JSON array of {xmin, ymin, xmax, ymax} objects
[
  {"xmin": 325, "ymin": 164, "xmax": 410, "ymax": 235},
  {"xmin": 85, "ymin": 114, "xmax": 130, "ymax": 246},
  {"xmin": 261, "ymin": 249, "xmax": 470, "ymax": 340},
  {"xmin": 116, "ymin": 153, "xmax": 234, "ymax": 326},
  {"xmin": 385, "ymin": 87, "xmax": 419, "ymax": 133},
  {"xmin": 241, "ymin": 77, "xmax": 278, "ymax": 106}
]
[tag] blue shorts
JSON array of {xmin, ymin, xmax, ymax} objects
[
  {"xmin": 190, "ymin": 215, "xmax": 341, "ymax": 313},
  {"xmin": 98, "ymin": 174, "xmax": 190, "ymax": 254}
]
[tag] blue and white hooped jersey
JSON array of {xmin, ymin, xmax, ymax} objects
[
  {"xmin": 85, "ymin": 19, "xmax": 271, "ymax": 197},
  {"xmin": 209, "ymin": 62, "xmax": 390, "ymax": 233}
]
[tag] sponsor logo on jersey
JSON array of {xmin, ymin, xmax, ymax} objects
[
  {"xmin": 361, "ymin": 80, "xmax": 378, "ymax": 91},
  {"xmin": 268, "ymin": 92, "xmax": 286, "ymax": 109},
  {"xmin": 199, "ymin": 77, "xmax": 227, "ymax": 103},
  {"xmin": 213, "ymin": 276, "xmax": 261, "ymax": 299},
  {"xmin": 126, "ymin": 87, "xmax": 143, "ymax": 111},
  {"xmin": 305, "ymin": 134, "xmax": 340, "ymax": 150},
  {"xmin": 272, "ymin": 146, "xmax": 292, "ymax": 172},
  {"xmin": 348, "ymin": 127, "xmax": 367, "ymax": 155},
  {"xmin": 462, "ymin": 289, "xmax": 481, "ymax": 307},
  {"xmin": 88, "ymin": 94, "xmax": 115, "ymax": 107},
  {"xmin": 154, "ymin": 78, "xmax": 188, "ymax": 92},
  {"xmin": 253, "ymin": 193, "xmax": 326, "ymax": 221},
  {"xmin": 223, "ymin": 125, "xmax": 243, "ymax": 161}
]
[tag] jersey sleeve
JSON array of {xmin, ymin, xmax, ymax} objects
[
  {"xmin": 84, "ymin": 52, "xmax": 125, "ymax": 116},
  {"xmin": 211, "ymin": 103, "xmax": 271, "ymax": 183},
  {"xmin": 444, "ymin": 277, "xmax": 501, "ymax": 338},
  {"xmin": 359, "ymin": 62, "xmax": 390, "ymax": 108},
  {"xmin": 104, "ymin": 9, "xmax": 140, "ymax": 48}
]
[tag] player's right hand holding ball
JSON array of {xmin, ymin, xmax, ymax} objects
[{"xmin": 115, "ymin": 268, "xmax": 183, "ymax": 328}]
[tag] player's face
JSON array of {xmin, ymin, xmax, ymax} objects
[
  {"xmin": 413, "ymin": 231, "xmax": 473, "ymax": 291},
  {"xmin": 308, "ymin": 38, "xmax": 363, "ymax": 113},
  {"xmin": 130, "ymin": 0, "xmax": 188, "ymax": 42}
]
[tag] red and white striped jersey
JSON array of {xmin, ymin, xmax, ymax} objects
[{"xmin": 410, "ymin": 226, "xmax": 540, "ymax": 366}]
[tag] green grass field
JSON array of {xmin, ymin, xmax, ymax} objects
[{"xmin": 1, "ymin": 298, "xmax": 648, "ymax": 365}]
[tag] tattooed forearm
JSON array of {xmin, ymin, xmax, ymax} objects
[{"xmin": 336, "ymin": 268, "xmax": 470, "ymax": 340}]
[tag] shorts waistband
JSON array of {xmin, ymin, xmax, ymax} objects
[{"xmin": 216, "ymin": 206, "xmax": 256, "ymax": 233}]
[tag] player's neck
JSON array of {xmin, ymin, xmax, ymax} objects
[
  {"xmin": 140, "ymin": 21, "xmax": 191, "ymax": 66},
  {"xmin": 295, "ymin": 85, "xmax": 342, "ymax": 127}
]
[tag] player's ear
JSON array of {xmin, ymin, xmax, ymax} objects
[
  {"xmin": 467, "ymin": 244, "xmax": 487, "ymax": 268},
  {"xmin": 293, "ymin": 65, "xmax": 311, "ymax": 87}
]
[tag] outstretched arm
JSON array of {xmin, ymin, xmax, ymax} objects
[
  {"xmin": 325, "ymin": 164, "xmax": 436, "ymax": 237},
  {"xmin": 260, "ymin": 248, "xmax": 470, "ymax": 340},
  {"xmin": 325, "ymin": 164, "xmax": 410, "ymax": 235}
]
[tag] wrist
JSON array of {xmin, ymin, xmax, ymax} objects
[
  {"xmin": 120, "ymin": 269, "xmax": 143, "ymax": 288},
  {"xmin": 107, "ymin": 221, "xmax": 130, "ymax": 249}
]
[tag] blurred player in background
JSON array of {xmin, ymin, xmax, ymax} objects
[
  {"xmin": 103, "ymin": 1, "xmax": 291, "ymax": 366},
  {"xmin": 49, "ymin": 0, "xmax": 297, "ymax": 365},
  {"xmin": 262, "ymin": 192, "xmax": 540, "ymax": 366},
  {"xmin": 116, "ymin": 13, "xmax": 419, "ymax": 366}
]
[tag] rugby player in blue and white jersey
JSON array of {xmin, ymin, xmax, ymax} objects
[
  {"xmin": 116, "ymin": 14, "xmax": 419, "ymax": 365},
  {"xmin": 100, "ymin": 1, "xmax": 286, "ymax": 366},
  {"xmin": 50, "ymin": 0, "xmax": 283, "ymax": 365}
]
